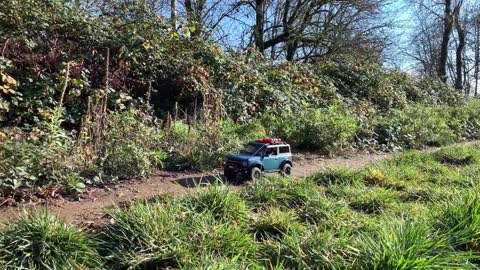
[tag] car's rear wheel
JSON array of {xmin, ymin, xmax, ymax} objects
[
  {"xmin": 250, "ymin": 167, "xmax": 262, "ymax": 181},
  {"xmin": 281, "ymin": 163, "xmax": 292, "ymax": 177}
]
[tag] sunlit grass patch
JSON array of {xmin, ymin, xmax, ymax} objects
[
  {"xmin": 363, "ymin": 167, "xmax": 408, "ymax": 191},
  {"xmin": 183, "ymin": 184, "xmax": 250, "ymax": 223},
  {"xmin": 295, "ymin": 194, "xmax": 337, "ymax": 224},
  {"xmin": 182, "ymin": 255, "xmax": 263, "ymax": 270},
  {"xmin": 326, "ymin": 185, "xmax": 401, "ymax": 215},
  {"xmin": 431, "ymin": 191, "xmax": 480, "ymax": 251},
  {"xmin": 186, "ymin": 213, "xmax": 258, "ymax": 260},
  {"xmin": 309, "ymin": 168, "xmax": 363, "ymax": 186},
  {"xmin": 433, "ymin": 144, "xmax": 480, "ymax": 166},
  {"xmin": 399, "ymin": 184, "xmax": 443, "ymax": 202},
  {"xmin": 260, "ymin": 229, "xmax": 356, "ymax": 269},
  {"xmin": 3, "ymin": 143, "xmax": 480, "ymax": 269},
  {"xmin": 250, "ymin": 208, "xmax": 304, "ymax": 242},
  {"xmin": 98, "ymin": 199, "xmax": 188, "ymax": 269},
  {"xmin": 241, "ymin": 177, "xmax": 323, "ymax": 210},
  {"xmin": 355, "ymin": 217, "xmax": 476, "ymax": 269}
]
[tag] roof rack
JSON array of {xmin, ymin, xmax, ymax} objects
[{"xmin": 257, "ymin": 138, "xmax": 283, "ymax": 144}]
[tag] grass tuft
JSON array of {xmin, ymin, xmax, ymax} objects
[
  {"xmin": 183, "ymin": 184, "xmax": 250, "ymax": 223},
  {"xmin": 241, "ymin": 177, "xmax": 323, "ymax": 210},
  {"xmin": 432, "ymin": 191, "xmax": 480, "ymax": 251},
  {"xmin": 260, "ymin": 229, "xmax": 356, "ymax": 269},
  {"xmin": 98, "ymin": 198, "xmax": 187, "ymax": 269},
  {"xmin": 0, "ymin": 210, "xmax": 101, "ymax": 270},
  {"xmin": 187, "ymin": 213, "xmax": 258, "ymax": 260},
  {"xmin": 356, "ymin": 217, "xmax": 476, "ymax": 269},
  {"xmin": 433, "ymin": 145, "xmax": 480, "ymax": 166},
  {"xmin": 250, "ymin": 208, "xmax": 304, "ymax": 242},
  {"xmin": 309, "ymin": 168, "xmax": 362, "ymax": 186}
]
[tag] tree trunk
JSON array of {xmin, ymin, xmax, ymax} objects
[
  {"xmin": 184, "ymin": 0, "xmax": 204, "ymax": 37},
  {"xmin": 171, "ymin": 0, "xmax": 177, "ymax": 30},
  {"xmin": 286, "ymin": 41, "xmax": 297, "ymax": 61},
  {"xmin": 454, "ymin": 10, "xmax": 465, "ymax": 90},
  {"xmin": 475, "ymin": 18, "xmax": 480, "ymax": 96},
  {"xmin": 438, "ymin": 0, "xmax": 453, "ymax": 83},
  {"xmin": 255, "ymin": 0, "xmax": 266, "ymax": 51}
]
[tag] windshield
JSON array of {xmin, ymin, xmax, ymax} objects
[{"xmin": 243, "ymin": 143, "xmax": 264, "ymax": 156}]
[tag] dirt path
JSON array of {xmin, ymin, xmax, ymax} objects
[{"xmin": 0, "ymin": 143, "xmax": 468, "ymax": 227}]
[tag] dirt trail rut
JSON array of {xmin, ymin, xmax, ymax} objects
[{"xmin": 0, "ymin": 143, "xmax": 468, "ymax": 227}]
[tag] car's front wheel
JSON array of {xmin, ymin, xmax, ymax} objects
[
  {"xmin": 250, "ymin": 167, "xmax": 262, "ymax": 181},
  {"xmin": 281, "ymin": 163, "xmax": 292, "ymax": 177}
]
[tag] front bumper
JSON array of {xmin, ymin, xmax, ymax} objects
[{"xmin": 225, "ymin": 160, "xmax": 250, "ymax": 175}]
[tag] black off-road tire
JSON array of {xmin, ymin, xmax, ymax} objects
[
  {"xmin": 250, "ymin": 167, "xmax": 262, "ymax": 181},
  {"xmin": 281, "ymin": 163, "xmax": 292, "ymax": 177}
]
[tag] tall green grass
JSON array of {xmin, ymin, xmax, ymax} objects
[
  {"xmin": 0, "ymin": 211, "xmax": 101, "ymax": 270},
  {"xmin": 356, "ymin": 217, "xmax": 476, "ymax": 269}
]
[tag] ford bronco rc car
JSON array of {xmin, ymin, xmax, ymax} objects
[{"xmin": 224, "ymin": 138, "xmax": 293, "ymax": 182}]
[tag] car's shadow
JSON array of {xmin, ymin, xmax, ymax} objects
[{"xmin": 175, "ymin": 174, "xmax": 244, "ymax": 188}]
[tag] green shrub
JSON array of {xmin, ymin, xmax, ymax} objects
[
  {"xmin": 374, "ymin": 104, "xmax": 458, "ymax": 150},
  {"xmin": 316, "ymin": 60, "xmax": 418, "ymax": 111},
  {"xmin": 416, "ymin": 78, "xmax": 464, "ymax": 105},
  {"xmin": 0, "ymin": 139, "xmax": 83, "ymax": 195},
  {"xmin": 102, "ymin": 144, "xmax": 152, "ymax": 178},
  {"xmin": 223, "ymin": 60, "xmax": 338, "ymax": 123},
  {"xmin": 461, "ymin": 99, "xmax": 480, "ymax": 139},
  {"xmin": 183, "ymin": 184, "xmax": 250, "ymax": 223},
  {"xmin": 264, "ymin": 106, "xmax": 358, "ymax": 153},
  {"xmin": 102, "ymin": 110, "xmax": 162, "ymax": 178},
  {"xmin": 0, "ymin": 211, "xmax": 101, "ymax": 270}
]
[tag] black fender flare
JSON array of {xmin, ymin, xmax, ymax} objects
[
  {"xmin": 251, "ymin": 163, "xmax": 264, "ymax": 171},
  {"xmin": 280, "ymin": 160, "xmax": 293, "ymax": 168}
]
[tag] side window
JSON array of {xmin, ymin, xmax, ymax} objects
[
  {"xmin": 265, "ymin": 147, "xmax": 278, "ymax": 156},
  {"xmin": 279, "ymin": 146, "xmax": 290, "ymax": 154}
]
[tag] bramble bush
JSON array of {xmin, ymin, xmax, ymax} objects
[
  {"xmin": 459, "ymin": 99, "xmax": 480, "ymax": 139},
  {"xmin": 372, "ymin": 104, "xmax": 459, "ymax": 150},
  {"xmin": 263, "ymin": 106, "xmax": 358, "ymax": 153},
  {"xmin": 101, "ymin": 110, "xmax": 164, "ymax": 179},
  {"xmin": 0, "ymin": 132, "xmax": 86, "ymax": 196}
]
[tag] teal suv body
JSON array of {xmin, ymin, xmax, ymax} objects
[{"xmin": 224, "ymin": 139, "xmax": 293, "ymax": 181}]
